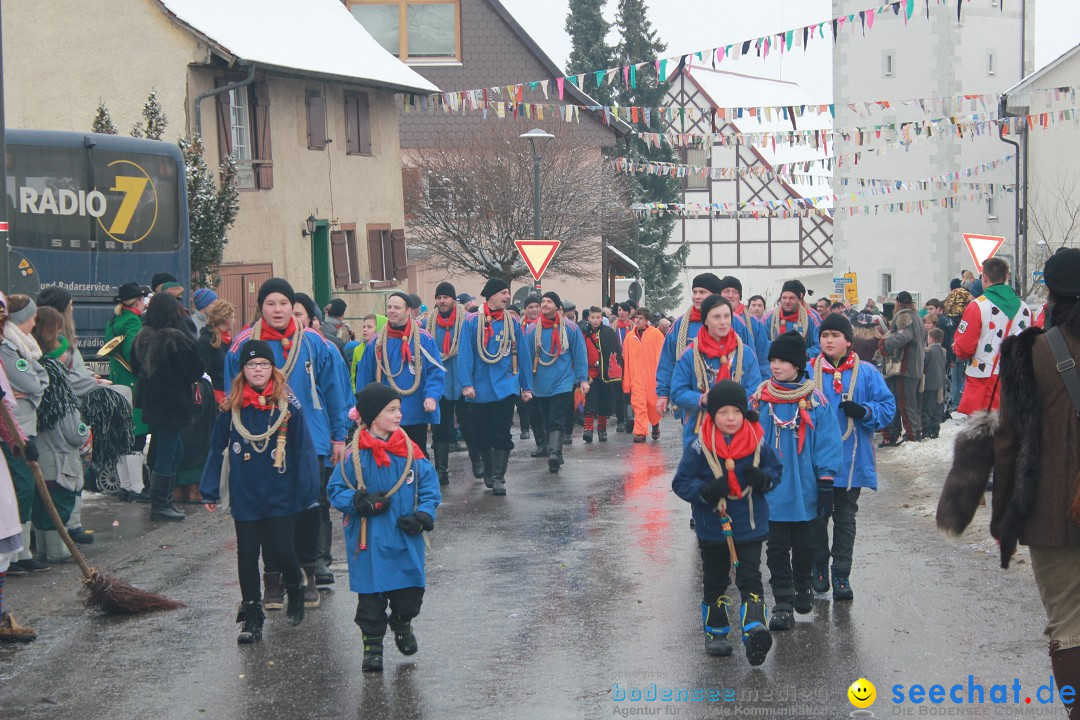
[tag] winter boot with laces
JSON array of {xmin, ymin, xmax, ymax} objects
[
  {"xmin": 769, "ymin": 600, "xmax": 795, "ymax": 631},
  {"xmin": 236, "ymin": 601, "xmax": 265, "ymax": 644},
  {"xmin": 262, "ymin": 572, "xmax": 284, "ymax": 611},
  {"xmin": 740, "ymin": 595, "xmax": 773, "ymax": 667},
  {"xmin": 702, "ymin": 597, "xmax": 733, "ymax": 657},
  {"xmin": 793, "ymin": 582, "xmax": 814, "ymax": 614},
  {"xmin": 390, "ymin": 616, "xmax": 419, "ymax": 656},
  {"xmin": 811, "ymin": 564, "xmax": 830, "ymax": 594},
  {"xmin": 832, "ymin": 573, "xmax": 854, "ymax": 601},
  {"xmin": 285, "ymin": 583, "xmax": 306, "ymax": 626},
  {"xmin": 362, "ymin": 635, "xmax": 384, "ymax": 672}
]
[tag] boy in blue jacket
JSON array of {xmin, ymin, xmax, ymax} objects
[
  {"xmin": 672, "ymin": 381, "xmax": 782, "ymax": 666},
  {"xmin": 751, "ymin": 331, "xmax": 842, "ymax": 631},
  {"xmin": 327, "ymin": 383, "xmax": 441, "ymax": 672},
  {"xmin": 808, "ymin": 313, "xmax": 895, "ymax": 601}
]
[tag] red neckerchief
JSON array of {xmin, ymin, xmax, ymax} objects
[
  {"xmin": 780, "ymin": 308, "xmax": 801, "ymax": 324},
  {"xmin": 221, "ymin": 330, "xmax": 233, "ymax": 347},
  {"xmin": 540, "ymin": 313, "xmax": 562, "ymax": 354},
  {"xmin": 122, "ymin": 305, "xmax": 142, "ymax": 317},
  {"xmin": 483, "ymin": 303, "xmax": 504, "ymax": 345},
  {"xmin": 241, "ymin": 380, "xmax": 277, "ymax": 411},
  {"xmin": 819, "ymin": 353, "xmax": 856, "ymax": 395},
  {"xmin": 700, "ymin": 414, "xmax": 764, "ymax": 497},
  {"xmin": 435, "ymin": 308, "xmax": 456, "ymax": 355},
  {"xmin": 385, "ymin": 319, "xmax": 414, "ymax": 365},
  {"xmin": 758, "ymin": 378, "xmax": 815, "ymax": 453},
  {"xmin": 694, "ymin": 326, "xmax": 738, "ymax": 378},
  {"xmin": 688, "ymin": 308, "xmax": 702, "ymax": 324},
  {"xmin": 260, "ymin": 318, "xmax": 298, "ymax": 359},
  {"xmin": 355, "ymin": 427, "xmax": 422, "ymax": 468},
  {"xmin": 732, "ymin": 302, "xmax": 747, "ymax": 317}
]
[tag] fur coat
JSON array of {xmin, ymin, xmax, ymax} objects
[{"xmin": 132, "ymin": 327, "xmax": 206, "ymax": 430}]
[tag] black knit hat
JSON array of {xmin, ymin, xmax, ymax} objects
[
  {"xmin": 389, "ymin": 291, "xmax": 416, "ymax": 309},
  {"xmin": 706, "ymin": 380, "xmax": 749, "ymax": 418},
  {"xmin": 1044, "ymin": 248, "xmax": 1080, "ymax": 297},
  {"xmin": 239, "ymin": 340, "xmax": 275, "ymax": 366},
  {"xmin": 327, "ymin": 298, "xmax": 347, "ymax": 317},
  {"xmin": 719, "ymin": 276, "xmax": 743, "ymax": 297},
  {"xmin": 481, "ymin": 278, "xmax": 510, "ymax": 298},
  {"xmin": 819, "ymin": 313, "xmax": 853, "ymax": 343},
  {"xmin": 435, "ymin": 281, "xmax": 457, "ymax": 299},
  {"xmin": 114, "ymin": 282, "xmax": 148, "ymax": 303},
  {"xmin": 895, "ymin": 291, "xmax": 914, "ymax": 304},
  {"xmin": 692, "ymin": 273, "xmax": 723, "ymax": 294},
  {"xmin": 151, "ymin": 272, "xmax": 177, "ymax": 291},
  {"xmin": 37, "ymin": 286, "xmax": 73, "ymax": 313},
  {"xmin": 257, "ymin": 278, "xmax": 296, "ymax": 307},
  {"xmin": 542, "ymin": 291, "xmax": 563, "ymax": 309},
  {"xmin": 699, "ymin": 294, "xmax": 731, "ymax": 322},
  {"xmin": 768, "ymin": 330, "xmax": 808, "ymax": 371},
  {"xmin": 781, "ymin": 280, "xmax": 805, "ymax": 298},
  {"xmin": 355, "ymin": 382, "xmax": 400, "ymax": 429},
  {"xmin": 950, "ymin": 278, "xmax": 963, "ymax": 290},
  {"xmin": 293, "ymin": 293, "xmax": 320, "ymax": 326},
  {"xmin": 523, "ymin": 295, "xmax": 541, "ymax": 309}
]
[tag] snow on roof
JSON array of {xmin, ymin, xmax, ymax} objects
[
  {"xmin": 605, "ymin": 243, "xmax": 639, "ymax": 271},
  {"xmin": 157, "ymin": 0, "xmax": 439, "ymax": 94}
]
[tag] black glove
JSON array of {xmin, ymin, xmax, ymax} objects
[
  {"xmin": 21, "ymin": 439, "xmax": 39, "ymax": 463},
  {"xmin": 840, "ymin": 401, "xmax": 868, "ymax": 420},
  {"xmin": 743, "ymin": 467, "xmax": 772, "ymax": 494},
  {"xmin": 397, "ymin": 511, "xmax": 434, "ymax": 536},
  {"xmin": 352, "ymin": 491, "xmax": 390, "ymax": 517},
  {"xmin": 817, "ymin": 480, "xmax": 834, "ymax": 519},
  {"xmin": 699, "ymin": 478, "xmax": 726, "ymax": 505}
]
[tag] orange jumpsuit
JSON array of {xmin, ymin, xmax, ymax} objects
[{"xmin": 621, "ymin": 326, "xmax": 664, "ymax": 436}]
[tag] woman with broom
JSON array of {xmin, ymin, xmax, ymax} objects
[{"xmin": 200, "ymin": 340, "xmax": 319, "ymax": 643}]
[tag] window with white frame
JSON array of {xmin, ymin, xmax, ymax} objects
[{"xmin": 229, "ymin": 87, "xmax": 252, "ymax": 162}]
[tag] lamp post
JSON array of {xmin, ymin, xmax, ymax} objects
[{"xmin": 520, "ymin": 128, "xmax": 554, "ymax": 292}]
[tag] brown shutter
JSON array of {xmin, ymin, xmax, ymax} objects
[
  {"xmin": 355, "ymin": 92, "xmax": 372, "ymax": 155},
  {"xmin": 306, "ymin": 91, "xmax": 326, "ymax": 150},
  {"xmin": 215, "ymin": 79, "xmax": 232, "ymax": 164},
  {"xmin": 345, "ymin": 94, "xmax": 360, "ymax": 154},
  {"xmin": 252, "ymin": 81, "xmax": 274, "ymax": 189},
  {"xmin": 330, "ymin": 231, "xmax": 350, "ymax": 288},
  {"xmin": 390, "ymin": 228, "xmax": 407, "ymax": 282},
  {"xmin": 367, "ymin": 228, "xmax": 385, "ymax": 281},
  {"xmin": 346, "ymin": 229, "xmax": 361, "ymax": 284}
]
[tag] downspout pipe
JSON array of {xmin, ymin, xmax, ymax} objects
[
  {"xmin": 997, "ymin": 98, "xmax": 1022, "ymax": 295},
  {"xmin": 193, "ymin": 64, "xmax": 255, "ymax": 137}
]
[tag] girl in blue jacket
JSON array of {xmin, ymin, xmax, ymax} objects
[
  {"xmin": 672, "ymin": 381, "xmax": 782, "ymax": 667},
  {"xmin": 327, "ymin": 383, "xmax": 442, "ymax": 673},
  {"xmin": 201, "ymin": 340, "xmax": 320, "ymax": 644}
]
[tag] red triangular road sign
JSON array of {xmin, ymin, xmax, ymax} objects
[
  {"xmin": 515, "ymin": 240, "xmax": 561, "ymax": 281},
  {"xmin": 962, "ymin": 233, "xmax": 1005, "ymax": 273}
]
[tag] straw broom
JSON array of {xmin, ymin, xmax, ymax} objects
[{"xmin": 0, "ymin": 398, "xmax": 184, "ymax": 614}]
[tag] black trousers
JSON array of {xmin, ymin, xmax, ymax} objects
[
  {"xmin": 516, "ymin": 395, "xmax": 531, "ymax": 433},
  {"xmin": 812, "ymin": 487, "xmax": 861, "ymax": 577},
  {"xmin": 766, "ymin": 520, "xmax": 816, "ymax": 604},
  {"xmin": 264, "ymin": 505, "xmax": 319, "ymax": 572},
  {"xmin": 402, "ymin": 424, "xmax": 428, "ymax": 457},
  {"xmin": 469, "ymin": 396, "xmax": 518, "ymax": 452},
  {"xmin": 536, "ymin": 392, "xmax": 573, "ymax": 436},
  {"xmin": 236, "ymin": 515, "xmax": 302, "ymax": 603},
  {"xmin": 433, "ymin": 398, "xmax": 473, "ymax": 445},
  {"xmin": 316, "ymin": 463, "xmax": 333, "ymax": 569},
  {"xmin": 528, "ymin": 400, "xmax": 545, "ymax": 441},
  {"xmin": 700, "ymin": 539, "xmax": 763, "ymax": 603},
  {"xmin": 919, "ymin": 390, "xmax": 944, "ymax": 437},
  {"xmin": 354, "ymin": 586, "xmax": 425, "ymax": 638},
  {"xmin": 614, "ymin": 387, "xmax": 627, "ymax": 426}
]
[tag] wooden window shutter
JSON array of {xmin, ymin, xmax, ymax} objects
[
  {"xmin": 345, "ymin": 94, "xmax": 360, "ymax": 154},
  {"xmin": 355, "ymin": 92, "xmax": 372, "ymax": 155},
  {"xmin": 252, "ymin": 81, "xmax": 274, "ymax": 189},
  {"xmin": 330, "ymin": 231, "xmax": 350, "ymax": 288},
  {"xmin": 215, "ymin": 78, "xmax": 232, "ymax": 164},
  {"xmin": 306, "ymin": 91, "xmax": 326, "ymax": 150},
  {"xmin": 367, "ymin": 228, "xmax": 386, "ymax": 281},
  {"xmin": 346, "ymin": 230, "xmax": 361, "ymax": 284},
  {"xmin": 390, "ymin": 229, "xmax": 407, "ymax": 282}
]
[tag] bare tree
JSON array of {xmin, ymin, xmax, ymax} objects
[
  {"xmin": 404, "ymin": 125, "xmax": 631, "ymax": 285},
  {"xmin": 1028, "ymin": 169, "xmax": 1080, "ymax": 278}
]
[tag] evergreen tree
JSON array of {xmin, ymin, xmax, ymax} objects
[
  {"xmin": 179, "ymin": 134, "xmax": 240, "ymax": 288},
  {"xmin": 612, "ymin": 0, "xmax": 687, "ymax": 315},
  {"xmin": 565, "ymin": 0, "xmax": 614, "ymax": 105},
  {"xmin": 131, "ymin": 90, "xmax": 168, "ymax": 141},
  {"xmin": 91, "ymin": 101, "xmax": 118, "ymax": 135}
]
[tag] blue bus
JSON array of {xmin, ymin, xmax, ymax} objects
[{"xmin": 4, "ymin": 130, "xmax": 190, "ymax": 370}]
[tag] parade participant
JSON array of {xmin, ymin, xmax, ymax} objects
[
  {"xmin": 356, "ymin": 292, "xmax": 444, "ymax": 456},
  {"xmin": 581, "ymin": 307, "xmax": 622, "ymax": 443},
  {"xmin": 809, "ymin": 314, "xmax": 894, "ymax": 600},
  {"xmin": 880, "ymin": 291, "xmax": 926, "ymax": 446},
  {"xmin": 527, "ymin": 292, "xmax": 588, "ymax": 473},
  {"xmin": 519, "ymin": 295, "xmax": 545, "ymax": 447},
  {"xmin": 0, "ymin": 360, "xmax": 37, "ymax": 641},
  {"xmin": 622, "ymin": 308, "xmax": 665, "ymax": 443},
  {"xmin": 747, "ymin": 296, "xmax": 767, "ymax": 320},
  {"xmin": 195, "ymin": 300, "xmax": 236, "ymax": 406},
  {"xmin": 426, "ymin": 282, "xmax": 472, "ymax": 485},
  {"xmin": 612, "ymin": 303, "xmax": 635, "ymax": 433},
  {"xmin": 200, "ymin": 340, "xmax": 319, "ymax": 642},
  {"xmin": 989, "ymin": 248, "xmax": 1080, "ymax": 717},
  {"xmin": 350, "ymin": 314, "xmax": 384, "ymax": 391},
  {"xmin": 323, "ymin": 298, "xmax": 353, "ymax": 343},
  {"xmin": 226, "ymin": 279, "xmax": 350, "ymax": 603},
  {"xmin": 672, "ymin": 381, "xmax": 781, "ymax": 665},
  {"xmin": 763, "ymin": 281, "xmax": 820, "ymax": 359},
  {"xmin": 327, "ymin": 383, "xmax": 441, "ymax": 672},
  {"xmin": 953, "ymin": 258, "xmax": 1033, "ymax": 415},
  {"xmin": 563, "ymin": 302, "xmax": 579, "ymax": 326},
  {"xmin": 720, "ymin": 277, "xmax": 770, "ymax": 380},
  {"xmin": 105, "ymin": 282, "xmax": 150, "ymax": 446},
  {"xmin": 457, "ymin": 279, "xmax": 532, "ymax": 495},
  {"xmin": 671, "ymin": 296, "xmax": 761, "ymax": 446},
  {"xmin": 815, "ymin": 298, "xmax": 831, "ymax": 318},
  {"xmin": 751, "ymin": 331, "xmax": 842, "ymax": 631},
  {"xmin": 191, "ymin": 288, "xmax": 217, "ymax": 334}
]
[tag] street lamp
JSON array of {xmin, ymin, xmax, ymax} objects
[
  {"xmin": 520, "ymin": 128, "xmax": 554, "ymax": 292},
  {"xmin": 301, "ymin": 214, "xmax": 318, "ymax": 238}
]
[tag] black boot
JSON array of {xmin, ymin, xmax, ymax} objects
[
  {"xmin": 491, "ymin": 449, "xmax": 510, "ymax": 497},
  {"xmin": 769, "ymin": 598, "xmax": 795, "ymax": 631},
  {"xmin": 530, "ymin": 436, "xmax": 549, "ymax": 458},
  {"xmin": 468, "ymin": 446, "xmax": 485, "ymax": 479},
  {"xmin": 582, "ymin": 430, "xmax": 593, "ymax": 444},
  {"xmin": 547, "ymin": 431, "xmax": 565, "ymax": 473},
  {"xmin": 1050, "ymin": 645, "xmax": 1080, "ymax": 718},
  {"xmin": 597, "ymin": 429, "xmax": 608, "ymax": 442},
  {"xmin": 811, "ymin": 564, "xmax": 830, "ymax": 594},
  {"xmin": 390, "ymin": 616, "xmax": 418, "ymax": 656},
  {"xmin": 832, "ymin": 573, "xmax": 854, "ymax": 601},
  {"xmin": 236, "ymin": 601, "xmax": 265, "ymax": 644},
  {"xmin": 362, "ymin": 635, "xmax": 384, "ymax": 672},
  {"xmin": 262, "ymin": 572, "xmax": 284, "ymax": 611},
  {"xmin": 316, "ymin": 517, "xmax": 335, "ymax": 585},
  {"xmin": 702, "ymin": 597, "xmax": 733, "ymax": 657},
  {"xmin": 793, "ymin": 582, "xmax": 813, "ymax": 614},
  {"xmin": 481, "ymin": 448, "xmax": 495, "ymax": 489},
  {"xmin": 741, "ymin": 594, "xmax": 773, "ymax": 667},
  {"xmin": 149, "ymin": 472, "xmax": 185, "ymax": 521},
  {"xmin": 285, "ymin": 583, "xmax": 306, "ymax": 626},
  {"xmin": 433, "ymin": 442, "xmax": 450, "ymax": 486}
]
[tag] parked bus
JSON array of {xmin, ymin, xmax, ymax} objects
[{"xmin": 4, "ymin": 129, "xmax": 190, "ymax": 372}]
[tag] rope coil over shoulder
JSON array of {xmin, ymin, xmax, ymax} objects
[{"xmin": 342, "ymin": 427, "xmax": 415, "ymax": 551}]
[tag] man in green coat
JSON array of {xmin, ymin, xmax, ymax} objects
[{"xmin": 104, "ymin": 282, "xmax": 149, "ymax": 438}]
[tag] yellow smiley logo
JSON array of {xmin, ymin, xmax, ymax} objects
[{"xmin": 848, "ymin": 678, "xmax": 876, "ymax": 709}]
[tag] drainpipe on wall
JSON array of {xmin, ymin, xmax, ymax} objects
[
  {"xmin": 192, "ymin": 64, "xmax": 255, "ymax": 137},
  {"xmin": 997, "ymin": 110, "xmax": 1023, "ymax": 297}
]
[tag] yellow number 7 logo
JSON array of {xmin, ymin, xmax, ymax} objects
[{"xmin": 99, "ymin": 159, "xmax": 158, "ymax": 243}]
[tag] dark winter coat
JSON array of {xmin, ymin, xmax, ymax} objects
[
  {"xmin": 884, "ymin": 308, "xmax": 926, "ymax": 379},
  {"xmin": 195, "ymin": 325, "xmax": 227, "ymax": 393},
  {"xmin": 581, "ymin": 323, "xmax": 623, "ymax": 383},
  {"xmin": 991, "ymin": 326, "xmax": 1080, "ymax": 565},
  {"xmin": 132, "ymin": 327, "xmax": 206, "ymax": 430},
  {"xmin": 923, "ymin": 344, "xmax": 947, "ymax": 392}
]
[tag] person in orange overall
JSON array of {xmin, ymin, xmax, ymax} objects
[{"xmin": 621, "ymin": 307, "xmax": 665, "ymax": 442}]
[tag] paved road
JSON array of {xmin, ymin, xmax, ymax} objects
[{"xmin": 0, "ymin": 418, "xmax": 1061, "ymax": 719}]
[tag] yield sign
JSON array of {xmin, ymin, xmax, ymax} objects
[
  {"xmin": 515, "ymin": 240, "xmax": 560, "ymax": 281},
  {"xmin": 962, "ymin": 233, "xmax": 1006, "ymax": 273}
]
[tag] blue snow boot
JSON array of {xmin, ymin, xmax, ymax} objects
[
  {"xmin": 702, "ymin": 597, "xmax": 733, "ymax": 657},
  {"xmin": 741, "ymin": 595, "xmax": 773, "ymax": 667},
  {"xmin": 832, "ymin": 573, "xmax": 854, "ymax": 601}
]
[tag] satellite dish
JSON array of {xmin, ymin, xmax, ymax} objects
[{"xmin": 628, "ymin": 281, "xmax": 642, "ymax": 303}]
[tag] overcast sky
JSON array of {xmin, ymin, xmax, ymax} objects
[{"xmin": 501, "ymin": 0, "xmax": 1079, "ymax": 102}]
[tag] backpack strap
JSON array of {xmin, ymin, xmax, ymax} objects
[{"xmin": 1046, "ymin": 327, "xmax": 1080, "ymax": 418}]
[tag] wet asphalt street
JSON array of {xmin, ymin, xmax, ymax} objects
[{"xmin": 0, "ymin": 417, "xmax": 1063, "ymax": 720}]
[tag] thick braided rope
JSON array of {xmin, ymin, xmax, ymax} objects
[
  {"xmin": 769, "ymin": 304, "xmax": 809, "ymax": 343},
  {"xmin": 374, "ymin": 321, "xmax": 423, "ymax": 396},
  {"xmin": 425, "ymin": 303, "xmax": 465, "ymax": 361},
  {"xmin": 252, "ymin": 319, "xmax": 304, "ymax": 380},
  {"xmin": 344, "ymin": 428, "xmax": 415, "ymax": 497},
  {"xmin": 476, "ymin": 305, "xmax": 513, "ymax": 365},
  {"xmin": 676, "ymin": 307, "xmax": 693, "ymax": 359},
  {"xmin": 692, "ymin": 334, "xmax": 745, "ymax": 393},
  {"xmin": 231, "ymin": 397, "xmax": 290, "ymax": 452},
  {"xmin": 812, "ymin": 355, "xmax": 860, "ymax": 441},
  {"xmin": 533, "ymin": 313, "xmax": 570, "ymax": 368}
]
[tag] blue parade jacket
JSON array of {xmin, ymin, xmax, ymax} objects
[
  {"xmin": 355, "ymin": 328, "xmax": 446, "ymax": 426},
  {"xmin": 226, "ymin": 327, "xmax": 351, "ymax": 457},
  {"xmin": 656, "ymin": 313, "xmax": 754, "ymax": 402},
  {"xmin": 429, "ymin": 312, "xmax": 468, "ymax": 401},
  {"xmin": 526, "ymin": 320, "xmax": 589, "ymax": 398},
  {"xmin": 669, "ymin": 341, "xmax": 762, "ymax": 445},
  {"xmin": 199, "ymin": 395, "xmax": 320, "ymax": 522},
  {"xmin": 457, "ymin": 313, "xmax": 533, "ymax": 403},
  {"xmin": 754, "ymin": 380, "xmax": 843, "ymax": 522},
  {"xmin": 736, "ymin": 310, "xmax": 772, "ymax": 379},
  {"xmin": 762, "ymin": 309, "xmax": 822, "ymax": 360},
  {"xmin": 327, "ymin": 443, "xmax": 442, "ymax": 594},
  {"xmin": 671, "ymin": 436, "xmax": 782, "ymax": 544}
]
